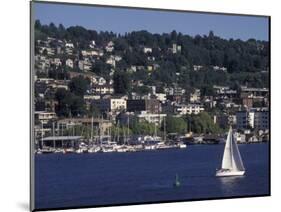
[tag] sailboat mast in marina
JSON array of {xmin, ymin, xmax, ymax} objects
[{"xmin": 216, "ymin": 126, "xmax": 245, "ymax": 177}]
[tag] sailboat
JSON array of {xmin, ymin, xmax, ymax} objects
[{"xmin": 216, "ymin": 126, "xmax": 245, "ymax": 177}]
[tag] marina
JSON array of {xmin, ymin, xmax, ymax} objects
[
  {"xmin": 35, "ymin": 123, "xmax": 267, "ymax": 154},
  {"xmin": 36, "ymin": 135, "xmax": 187, "ymax": 154}
]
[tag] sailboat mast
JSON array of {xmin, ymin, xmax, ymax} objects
[
  {"xmin": 127, "ymin": 116, "xmax": 129, "ymax": 145},
  {"xmin": 90, "ymin": 116, "xmax": 93, "ymax": 144},
  {"xmin": 41, "ymin": 121, "xmax": 44, "ymax": 148},
  {"xmin": 57, "ymin": 122, "xmax": 60, "ymax": 136},
  {"xmin": 123, "ymin": 126, "xmax": 125, "ymax": 145},
  {"xmin": 117, "ymin": 120, "xmax": 120, "ymax": 144},
  {"xmin": 163, "ymin": 116, "xmax": 166, "ymax": 142},
  {"xmin": 100, "ymin": 115, "xmax": 103, "ymax": 146},
  {"xmin": 52, "ymin": 122, "xmax": 56, "ymax": 149}
]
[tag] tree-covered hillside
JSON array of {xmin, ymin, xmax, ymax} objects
[{"xmin": 35, "ymin": 20, "xmax": 269, "ymax": 90}]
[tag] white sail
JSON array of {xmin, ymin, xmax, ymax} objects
[
  {"xmin": 221, "ymin": 127, "xmax": 233, "ymax": 169},
  {"xmin": 221, "ymin": 126, "xmax": 245, "ymax": 171},
  {"xmin": 231, "ymin": 132, "xmax": 245, "ymax": 171},
  {"xmin": 217, "ymin": 126, "xmax": 245, "ymax": 177}
]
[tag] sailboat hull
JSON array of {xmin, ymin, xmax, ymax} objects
[{"xmin": 216, "ymin": 169, "xmax": 245, "ymax": 177}]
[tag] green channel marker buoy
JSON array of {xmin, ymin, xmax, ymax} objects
[{"xmin": 174, "ymin": 174, "xmax": 181, "ymax": 188}]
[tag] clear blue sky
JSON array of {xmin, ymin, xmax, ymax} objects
[{"xmin": 33, "ymin": 2, "xmax": 269, "ymax": 41}]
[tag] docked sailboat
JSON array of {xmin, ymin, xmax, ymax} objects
[{"xmin": 216, "ymin": 126, "xmax": 245, "ymax": 177}]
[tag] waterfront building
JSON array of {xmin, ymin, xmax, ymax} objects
[
  {"xmin": 57, "ymin": 118, "xmax": 112, "ymax": 136},
  {"xmin": 137, "ymin": 111, "xmax": 166, "ymax": 126},
  {"xmin": 253, "ymin": 108, "xmax": 270, "ymax": 130},
  {"xmin": 236, "ymin": 108, "xmax": 269, "ymax": 130}
]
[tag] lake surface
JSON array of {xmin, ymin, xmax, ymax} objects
[{"xmin": 35, "ymin": 143, "xmax": 269, "ymax": 210}]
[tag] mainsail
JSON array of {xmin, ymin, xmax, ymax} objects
[
  {"xmin": 221, "ymin": 127, "xmax": 233, "ymax": 169},
  {"xmin": 221, "ymin": 126, "xmax": 245, "ymax": 171}
]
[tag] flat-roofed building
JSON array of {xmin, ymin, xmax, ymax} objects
[
  {"xmin": 127, "ymin": 99, "xmax": 161, "ymax": 114},
  {"xmin": 236, "ymin": 108, "xmax": 269, "ymax": 130},
  {"xmin": 174, "ymin": 104, "xmax": 204, "ymax": 115},
  {"xmin": 35, "ymin": 111, "xmax": 57, "ymax": 124},
  {"xmin": 137, "ymin": 111, "xmax": 166, "ymax": 126},
  {"xmin": 92, "ymin": 98, "xmax": 126, "ymax": 113}
]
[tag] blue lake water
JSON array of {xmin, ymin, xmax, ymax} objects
[{"xmin": 35, "ymin": 143, "xmax": 269, "ymax": 210}]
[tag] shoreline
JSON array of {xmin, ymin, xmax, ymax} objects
[{"xmin": 35, "ymin": 140, "xmax": 268, "ymax": 155}]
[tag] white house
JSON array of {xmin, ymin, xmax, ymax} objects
[
  {"xmin": 154, "ymin": 93, "xmax": 167, "ymax": 103},
  {"xmin": 65, "ymin": 59, "xmax": 73, "ymax": 68},
  {"xmin": 114, "ymin": 55, "xmax": 122, "ymax": 61},
  {"xmin": 106, "ymin": 57, "xmax": 116, "ymax": 68},
  {"xmin": 97, "ymin": 77, "xmax": 106, "ymax": 85},
  {"xmin": 213, "ymin": 66, "xmax": 227, "ymax": 72},
  {"xmin": 65, "ymin": 42, "xmax": 74, "ymax": 48},
  {"xmin": 174, "ymin": 104, "xmax": 204, "ymax": 115},
  {"xmin": 143, "ymin": 47, "xmax": 152, "ymax": 53},
  {"xmin": 105, "ymin": 41, "xmax": 114, "ymax": 52},
  {"xmin": 89, "ymin": 40, "xmax": 96, "ymax": 48},
  {"xmin": 190, "ymin": 89, "xmax": 201, "ymax": 103},
  {"xmin": 51, "ymin": 58, "xmax": 62, "ymax": 67}
]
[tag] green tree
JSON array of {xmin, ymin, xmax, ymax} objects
[
  {"xmin": 201, "ymin": 85, "xmax": 215, "ymax": 96},
  {"xmin": 69, "ymin": 94, "xmax": 86, "ymax": 117},
  {"xmin": 187, "ymin": 112, "xmax": 222, "ymax": 134},
  {"xmin": 113, "ymin": 71, "xmax": 130, "ymax": 94},
  {"xmin": 92, "ymin": 60, "xmax": 111, "ymax": 77},
  {"xmin": 165, "ymin": 116, "xmax": 187, "ymax": 134},
  {"xmin": 130, "ymin": 119, "xmax": 156, "ymax": 135},
  {"xmin": 88, "ymin": 104, "xmax": 101, "ymax": 118},
  {"xmin": 55, "ymin": 88, "xmax": 86, "ymax": 117},
  {"xmin": 69, "ymin": 76, "xmax": 90, "ymax": 97}
]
